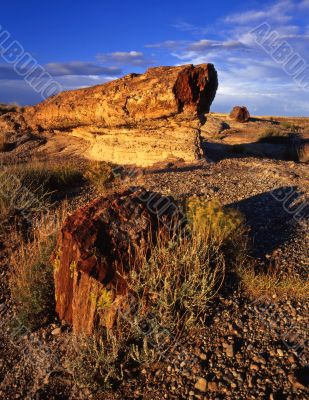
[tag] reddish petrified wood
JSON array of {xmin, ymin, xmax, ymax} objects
[
  {"xmin": 229, "ymin": 106, "xmax": 250, "ymax": 123},
  {"xmin": 53, "ymin": 188, "xmax": 180, "ymax": 334},
  {"xmin": 173, "ymin": 64, "xmax": 218, "ymax": 114}
]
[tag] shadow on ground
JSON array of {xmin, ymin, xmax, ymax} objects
[
  {"xmin": 202, "ymin": 137, "xmax": 308, "ymax": 163},
  {"xmin": 226, "ymin": 187, "xmax": 307, "ymax": 262}
]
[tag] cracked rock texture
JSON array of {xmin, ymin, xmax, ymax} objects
[
  {"xmin": 0, "ymin": 64, "xmax": 218, "ymax": 166},
  {"xmin": 53, "ymin": 188, "xmax": 180, "ymax": 334}
]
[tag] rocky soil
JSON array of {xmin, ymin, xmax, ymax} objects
[{"xmin": 0, "ymin": 151, "xmax": 308, "ymax": 399}]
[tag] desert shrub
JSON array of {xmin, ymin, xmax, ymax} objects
[
  {"xmin": 14, "ymin": 162, "xmax": 84, "ymax": 191},
  {"xmin": 0, "ymin": 133, "xmax": 11, "ymax": 152},
  {"xmin": 186, "ymin": 197, "xmax": 247, "ymax": 263},
  {"xmin": 186, "ymin": 198, "xmax": 244, "ymax": 243},
  {"xmin": 296, "ymin": 142, "xmax": 309, "ymax": 163},
  {"xmin": 68, "ymin": 199, "xmax": 247, "ymax": 389},
  {"xmin": 258, "ymin": 128, "xmax": 294, "ymax": 143},
  {"xmin": 0, "ymin": 168, "xmax": 49, "ymax": 225},
  {"xmin": 9, "ymin": 204, "xmax": 68, "ymax": 331},
  {"xmin": 128, "ymin": 231, "xmax": 224, "ymax": 338},
  {"xmin": 280, "ymin": 121, "xmax": 301, "ymax": 132},
  {"xmin": 68, "ymin": 334, "xmax": 122, "ymax": 390},
  {"xmin": 0, "ymin": 162, "xmax": 83, "ymax": 224},
  {"xmin": 84, "ymin": 161, "xmax": 115, "ymax": 192}
]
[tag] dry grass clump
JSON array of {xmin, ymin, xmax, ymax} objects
[
  {"xmin": 258, "ymin": 127, "xmax": 295, "ymax": 143},
  {"xmin": 68, "ymin": 198, "xmax": 247, "ymax": 389},
  {"xmin": 9, "ymin": 204, "xmax": 68, "ymax": 331},
  {"xmin": 68, "ymin": 334, "xmax": 122, "ymax": 390},
  {"xmin": 296, "ymin": 142, "xmax": 309, "ymax": 163},
  {"xmin": 84, "ymin": 161, "xmax": 115, "ymax": 192},
  {"xmin": 0, "ymin": 133, "xmax": 11, "ymax": 152},
  {"xmin": 238, "ymin": 265, "xmax": 309, "ymax": 300},
  {"xmin": 185, "ymin": 197, "xmax": 246, "ymax": 257},
  {"xmin": 0, "ymin": 103, "xmax": 21, "ymax": 115},
  {"xmin": 0, "ymin": 162, "xmax": 84, "ymax": 225},
  {"xmin": 280, "ymin": 121, "xmax": 301, "ymax": 132},
  {"xmin": 8, "ymin": 162, "xmax": 85, "ymax": 191}
]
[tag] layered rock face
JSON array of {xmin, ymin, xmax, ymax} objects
[
  {"xmin": 0, "ymin": 64, "xmax": 218, "ymax": 166},
  {"xmin": 53, "ymin": 188, "xmax": 181, "ymax": 334}
]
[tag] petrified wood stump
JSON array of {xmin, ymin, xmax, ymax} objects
[
  {"xmin": 53, "ymin": 188, "xmax": 180, "ymax": 334},
  {"xmin": 229, "ymin": 106, "xmax": 250, "ymax": 123}
]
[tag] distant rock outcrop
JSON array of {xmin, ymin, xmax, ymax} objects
[
  {"xmin": 230, "ymin": 106, "xmax": 250, "ymax": 123},
  {"xmin": 53, "ymin": 188, "xmax": 181, "ymax": 334},
  {"xmin": 0, "ymin": 64, "xmax": 218, "ymax": 166}
]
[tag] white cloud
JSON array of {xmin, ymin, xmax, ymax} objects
[
  {"xmin": 187, "ymin": 39, "xmax": 246, "ymax": 51},
  {"xmin": 172, "ymin": 21, "xmax": 209, "ymax": 35},
  {"xmin": 223, "ymin": 0, "xmax": 294, "ymax": 24},
  {"xmin": 165, "ymin": 0, "xmax": 309, "ymax": 116},
  {"xmin": 45, "ymin": 62, "xmax": 121, "ymax": 77},
  {"xmin": 145, "ymin": 40, "xmax": 188, "ymax": 49},
  {"xmin": 97, "ymin": 51, "xmax": 152, "ymax": 66},
  {"xmin": 0, "ymin": 62, "xmax": 121, "ymax": 80}
]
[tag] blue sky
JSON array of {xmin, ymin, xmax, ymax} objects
[{"xmin": 1, "ymin": 0, "xmax": 309, "ymax": 115}]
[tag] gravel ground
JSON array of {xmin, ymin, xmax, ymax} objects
[{"xmin": 0, "ymin": 155, "xmax": 308, "ymax": 399}]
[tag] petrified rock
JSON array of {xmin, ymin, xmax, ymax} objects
[
  {"xmin": 23, "ymin": 64, "xmax": 218, "ymax": 131},
  {"xmin": 229, "ymin": 106, "xmax": 250, "ymax": 123},
  {"xmin": 201, "ymin": 115, "xmax": 230, "ymax": 137},
  {"xmin": 0, "ymin": 64, "xmax": 218, "ymax": 166},
  {"xmin": 53, "ymin": 188, "xmax": 181, "ymax": 334}
]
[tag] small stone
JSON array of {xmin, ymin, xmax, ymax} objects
[
  {"xmin": 208, "ymin": 381, "xmax": 219, "ymax": 392},
  {"xmin": 250, "ymin": 364, "xmax": 259, "ymax": 371},
  {"xmin": 195, "ymin": 377, "xmax": 207, "ymax": 392},
  {"xmin": 288, "ymin": 374, "xmax": 305, "ymax": 390},
  {"xmin": 51, "ymin": 327, "xmax": 61, "ymax": 335},
  {"xmin": 253, "ymin": 355, "xmax": 266, "ymax": 365},
  {"xmin": 277, "ymin": 349, "xmax": 284, "ymax": 357},
  {"xmin": 224, "ymin": 343, "xmax": 235, "ymax": 358}
]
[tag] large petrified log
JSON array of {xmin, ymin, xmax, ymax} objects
[
  {"xmin": 0, "ymin": 64, "xmax": 218, "ymax": 166},
  {"xmin": 53, "ymin": 188, "xmax": 180, "ymax": 334},
  {"xmin": 23, "ymin": 64, "xmax": 218, "ymax": 130}
]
